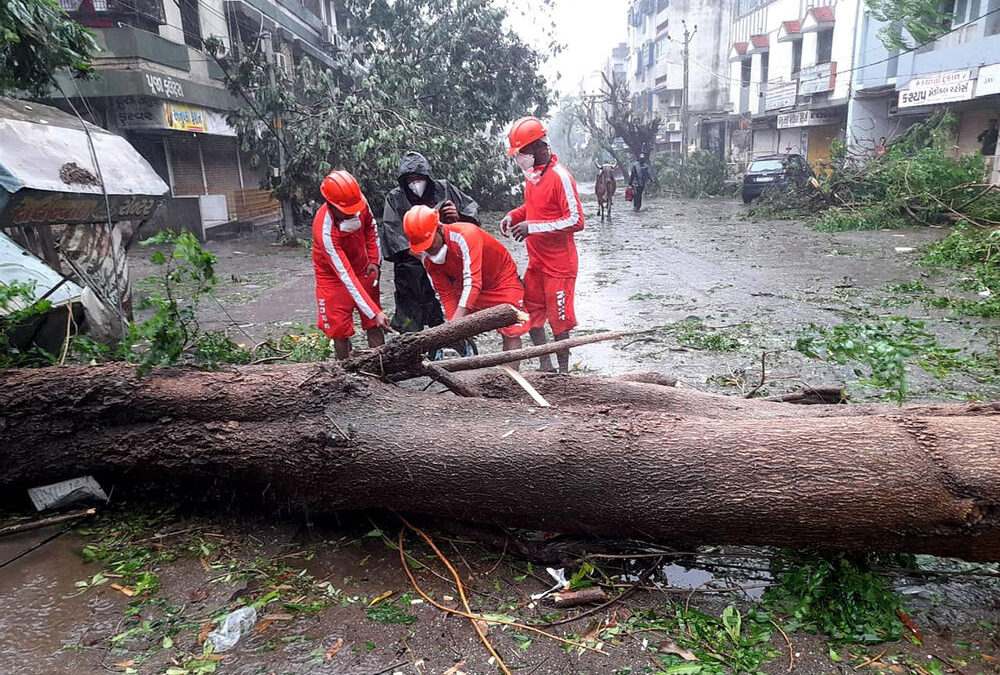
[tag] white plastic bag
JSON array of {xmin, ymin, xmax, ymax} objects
[{"xmin": 207, "ymin": 606, "xmax": 257, "ymax": 653}]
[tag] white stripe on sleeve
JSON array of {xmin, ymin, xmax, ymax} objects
[
  {"xmin": 322, "ymin": 212, "xmax": 377, "ymax": 319},
  {"xmin": 528, "ymin": 165, "xmax": 582, "ymax": 234},
  {"xmin": 450, "ymin": 232, "xmax": 474, "ymax": 308}
]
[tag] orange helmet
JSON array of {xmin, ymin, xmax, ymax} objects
[
  {"xmin": 320, "ymin": 170, "xmax": 366, "ymax": 215},
  {"xmin": 507, "ymin": 116, "xmax": 547, "ymax": 155},
  {"xmin": 404, "ymin": 205, "xmax": 440, "ymax": 254}
]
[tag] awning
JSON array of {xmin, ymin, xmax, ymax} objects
[
  {"xmin": 778, "ymin": 20, "xmax": 802, "ymax": 42},
  {"xmin": 801, "ymin": 6, "xmax": 834, "ymax": 32},
  {"xmin": 0, "ymin": 97, "xmax": 169, "ymax": 228},
  {"xmin": 749, "ymin": 34, "xmax": 770, "ymax": 54}
]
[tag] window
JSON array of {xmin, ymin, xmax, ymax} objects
[
  {"xmin": 816, "ymin": 29, "xmax": 833, "ymax": 64},
  {"xmin": 988, "ymin": 0, "xmax": 1000, "ymax": 35},
  {"xmin": 952, "ymin": 0, "xmax": 983, "ymax": 24},
  {"xmin": 791, "ymin": 40, "xmax": 802, "ymax": 75},
  {"xmin": 655, "ymin": 36, "xmax": 668, "ymax": 62},
  {"xmin": 760, "ymin": 52, "xmax": 769, "ymax": 85},
  {"xmin": 741, "ymin": 58, "xmax": 752, "ymax": 87},
  {"xmin": 657, "ymin": 0, "xmax": 669, "ymax": 10},
  {"xmin": 179, "ymin": 0, "xmax": 202, "ymax": 49}
]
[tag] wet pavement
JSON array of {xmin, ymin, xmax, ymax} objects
[{"xmin": 130, "ymin": 191, "xmax": 999, "ymax": 401}]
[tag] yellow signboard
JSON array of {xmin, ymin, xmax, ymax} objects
[{"xmin": 164, "ymin": 103, "xmax": 208, "ymax": 132}]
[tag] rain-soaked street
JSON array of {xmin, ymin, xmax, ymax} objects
[{"xmin": 2, "ymin": 192, "xmax": 998, "ymax": 675}]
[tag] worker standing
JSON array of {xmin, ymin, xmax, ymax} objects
[
  {"xmin": 404, "ymin": 205, "xmax": 527, "ymax": 353},
  {"xmin": 500, "ymin": 116, "xmax": 585, "ymax": 373},
  {"xmin": 312, "ymin": 169, "xmax": 392, "ymax": 360},
  {"xmin": 380, "ymin": 152, "xmax": 480, "ymax": 335}
]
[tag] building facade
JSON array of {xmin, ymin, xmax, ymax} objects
[
  {"xmin": 49, "ymin": 0, "xmax": 347, "ymax": 236},
  {"xmin": 626, "ymin": 0, "xmax": 731, "ymax": 156},
  {"xmin": 727, "ymin": 0, "xmax": 862, "ymax": 168},
  {"xmin": 849, "ymin": 2, "xmax": 1000, "ymax": 182}
]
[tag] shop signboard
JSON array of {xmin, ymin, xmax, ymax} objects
[
  {"xmin": 976, "ymin": 63, "xmax": 1000, "ymax": 98},
  {"xmin": 164, "ymin": 103, "xmax": 208, "ymax": 132},
  {"xmin": 799, "ymin": 62, "xmax": 836, "ymax": 95},
  {"xmin": 2, "ymin": 190, "xmax": 164, "ymax": 227},
  {"xmin": 777, "ymin": 109, "xmax": 842, "ymax": 129},
  {"xmin": 764, "ymin": 80, "xmax": 798, "ymax": 110},
  {"xmin": 899, "ymin": 69, "xmax": 973, "ymax": 108}
]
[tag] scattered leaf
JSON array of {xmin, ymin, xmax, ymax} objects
[
  {"xmin": 113, "ymin": 660, "xmax": 135, "ymax": 668},
  {"xmin": 325, "ymin": 637, "xmax": 344, "ymax": 661},
  {"xmin": 659, "ymin": 639, "xmax": 699, "ymax": 661},
  {"xmin": 369, "ymin": 591, "xmax": 393, "ymax": 606},
  {"xmin": 162, "ymin": 635, "xmax": 173, "ymax": 649},
  {"xmin": 197, "ymin": 622, "xmax": 212, "ymax": 645},
  {"xmin": 661, "ymin": 665, "xmax": 702, "ymax": 675},
  {"xmin": 110, "ymin": 583, "xmax": 135, "ymax": 597},
  {"xmin": 253, "ymin": 620, "xmax": 273, "ymax": 634},
  {"xmin": 829, "ymin": 647, "xmax": 842, "ymax": 662},
  {"xmin": 722, "ymin": 605, "xmax": 742, "ymax": 642}
]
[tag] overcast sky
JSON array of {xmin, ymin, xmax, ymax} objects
[{"xmin": 506, "ymin": 0, "xmax": 630, "ymax": 98}]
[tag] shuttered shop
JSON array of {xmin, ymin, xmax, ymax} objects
[
  {"xmin": 166, "ymin": 135, "xmax": 204, "ymax": 196},
  {"xmin": 200, "ymin": 136, "xmax": 242, "ymax": 194},
  {"xmin": 955, "ymin": 107, "xmax": 999, "ymax": 156}
]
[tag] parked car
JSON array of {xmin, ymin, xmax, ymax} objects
[{"xmin": 741, "ymin": 154, "xmax": 813, "ymax": 204}]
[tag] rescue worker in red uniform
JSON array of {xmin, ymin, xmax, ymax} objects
[
  {"xmin": 404, "ymin": 205, "xmax": 527, "ymax": 353},
  {"xmin": 312, "ymin": 170, "xmax": 392, "ymax": 360},
  {"xmin": 500, "ymin": 116, "xmax": 585, "ymax": 373}
]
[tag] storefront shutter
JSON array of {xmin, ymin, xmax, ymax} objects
[
  {"xmin": 167, "ymin": 134, "xmax": 204, "ymax": 196},
  {"xmin": 200, "ymin": 136, "xmax": 242, "ymax": 194}
]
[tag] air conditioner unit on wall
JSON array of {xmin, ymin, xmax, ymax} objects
[{"xmin": 665, "ymin": 121, "xmax": 682, "ymax": 132}]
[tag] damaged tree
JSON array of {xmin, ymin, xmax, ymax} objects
[{"xmin": 1, "ymin": 306, "xmax": 999, "ymax": 562}]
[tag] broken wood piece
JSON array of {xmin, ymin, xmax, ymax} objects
[
  {"xmin": 435, "ymin": 332, "xmax": 623, "ymax": 374},
  {"xmin": 420, "ymin": 361, "xmax": 481, "ymax": 398},
  {"xmin": 0, "ymin": 507, "xmax": 96, "ymax": 538},
  {"xmin": 548, "ymin": 587, "xmax": 609, "ymax": 607},
  {"xmin": 498, "ymin": 365, "xmax": 550, "ymax": 407}
]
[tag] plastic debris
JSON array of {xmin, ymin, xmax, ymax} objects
[
  {"xmin": 530, "ymin": 567, "xmax": 569, "ymax": 601},
  {"xmin": 28, "ymin": 476, "xmax": 108, "ymax": 511},
  {"xmin": 207, "ymin": 606, "xmax": 257, "ymax": 653}
]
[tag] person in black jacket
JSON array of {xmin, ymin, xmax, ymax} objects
[
  {"xmin": 380, "ymin": 151, "xmax": 480, "ymax": 335},
  {"xmin": 628, "ymin": 153, "xmax": 653, "ymax": 212}
]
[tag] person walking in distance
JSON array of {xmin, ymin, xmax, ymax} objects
[
  {"xmin": 500, "ymin": 116, "xmax": 585, "ymax": 373},
  {"xmin": 312, "ymin": 170, "xmax": 392, "ymax": 360},
  {"xmin": 628, "ymin": 152, "xmax": 652, "ymax": 212}
]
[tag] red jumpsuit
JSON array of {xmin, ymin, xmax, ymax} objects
[
  {"xmin": 421, "ymin": 222, "xmax": 528, "ymax": 339},
  {"xmin": 312, "ymin": 202, "xmax": 381, "ymax": 339},
  {"xmin": 506, "ymin": 154, "xmax": 585, "ymax": 334}
]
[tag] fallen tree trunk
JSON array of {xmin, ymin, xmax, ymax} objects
[{"xmin": 2, "ymin": 361, "xmax": 999, "ymax": 561}]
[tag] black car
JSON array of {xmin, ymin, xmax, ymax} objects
[{"xmin": 741, "ymin": 154, "xmax": 813, "ymax": 204}]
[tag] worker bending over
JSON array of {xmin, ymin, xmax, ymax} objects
[
  {"xmin": 404, "ymin": 205, "xmax": 527, "ymax": 353},
  {"xmin": 500, "ymin": 116, "xmax": 585, "ymax": 373},
  {"xmin": 312, "ymin": 169, "xmax": 392, "ymax": 360}
]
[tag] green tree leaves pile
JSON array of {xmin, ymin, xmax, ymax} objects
[
  {"xmin": 209, "ymin": 0, "xmax": 551, "ymax": 222},
  {"xmin": 1, "ymin": 0, "xmax": 96, "ymax": 96}
]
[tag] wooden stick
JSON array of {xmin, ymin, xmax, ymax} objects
[
  {"xmin": 420, "ymin": 361, "xmax": 481, "ymax": 398},
  {"xmin": 498, "ymin": 365, "xmax": 550, "ymax": 407},
  {"xmin": 437, "ymin": 332, "xmax": 623, "ymax": 374},
  {"xmin": 0, "ymin": 508, "xmax": 96, "ymax": 538}
]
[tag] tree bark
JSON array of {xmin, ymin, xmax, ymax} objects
[{"xmin": 1, "ymin": 362, "xmax": 998, "ymax": 561}]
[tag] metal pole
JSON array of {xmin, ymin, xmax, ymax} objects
[{"xmin": 261, "ymin": 31, "xmax": 296, "ymax": 240}]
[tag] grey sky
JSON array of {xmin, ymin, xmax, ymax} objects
[{"xmin": 506, "ymin": 0, "xmax": 629, "ymax": 97}]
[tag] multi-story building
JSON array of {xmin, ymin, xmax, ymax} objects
[
  {"xmin": 849, "ymin": 1, "xmax": 1000, "ymax": 181},
  {"xmin": 727, "ymin": 0, "xmax": 862, "ymax": 167},
  {"xmin": 626, "ymin": 0, "xmax": 730, "ymax": 156},
  {"xmin": 48, "ymin": 0, "xmax": 347, "ymax": 235}
]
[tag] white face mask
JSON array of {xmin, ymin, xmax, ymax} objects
[
  {"xmin": 338, "ymin": 216, "xmax": 362, "ymax": 233},
  {"xmin": 427, "ymin": 244, "xmax": 448, "ymax": 265},
  {"xmin": 408, "ymin": 178, "xmax": 428, "ymax": 198},
  {"xmin": 515, "ymin": 152, "xmax": 542, "ymax": 185}
]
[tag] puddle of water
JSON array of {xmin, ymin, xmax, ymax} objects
[{"xmin": 0, "ymin": 529, "xmax": 121, "ymax": 674}]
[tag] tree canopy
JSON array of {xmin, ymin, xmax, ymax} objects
[
  {"xmin": 867, "ymin": 0, "xmax": 953, "ymax": 51},
  {"xmin": 209, "ymin": 0, "xmax": 552, "ymax": 226},
  {"xmin": 0, "ymin": 0, "xmax": 97, "ymax": 96}
]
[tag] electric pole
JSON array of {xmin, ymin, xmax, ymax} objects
[
  {"xmin": 261, "ymin": 31, "xmax": 296, "ymax": 240},
  {"xmin": 680, "ymin": 20, "xmax": 697, "ymax": 161}
]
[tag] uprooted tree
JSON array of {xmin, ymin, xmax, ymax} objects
[{"xmin": 2, "ymin": 306, "xmax": 999, "ymax": 562}]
